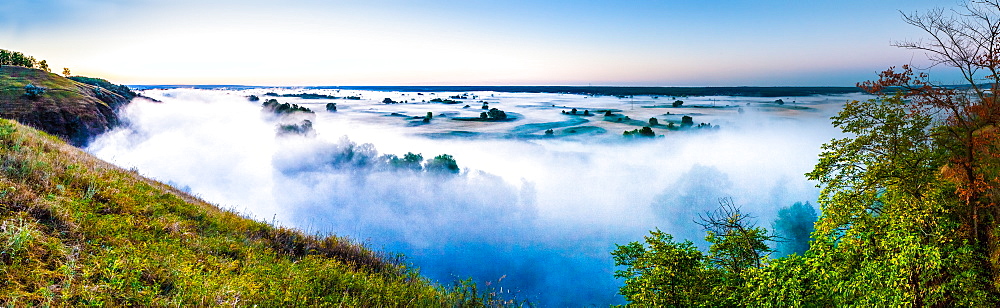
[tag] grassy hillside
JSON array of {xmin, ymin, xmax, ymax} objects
[
  {"xmin": 0, "ymin": 118, "xmax": 483, "ymax": 306},
  {"xmin": 0, "ymin": 66, "xmax": 130, "ymax": 147}
]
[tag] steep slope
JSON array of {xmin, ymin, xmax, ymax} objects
[
  {"xmin": 0, "ymin": 119, "xmax": 472, "ymax": 306},
  {"xmin": 0, "ymin": 66, "xmax": 130, "ymax": 147}
]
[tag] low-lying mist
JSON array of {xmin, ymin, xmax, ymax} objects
[{"xmin": 88, "ymin": 89, "xmax": 857, "ymax": 306}]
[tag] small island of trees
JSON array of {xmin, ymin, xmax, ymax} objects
[{"xmin": 261, "ymin": 99, "xmax": 313, "ymax": 115}]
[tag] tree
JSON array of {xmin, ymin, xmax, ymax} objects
[
  {"xmin": 696, "ymin": 198, "xmax": 776, "ymax": 274},
  {"xmin": 648, "ymin": 117, "xmax": 659, "ymax": 126},
  {"xmin": 486, "ymin": 108, "xmax": 507, "ymax": 120},
  {"xmin": 672, "ymin": 100, "xmax": 684, "ymax": 107},
  {"xmin": 804, "ymin": 91, "xmax": 987, "ymax": 305},
  {"xmin": 613, "ymin": 199, "xmax": 775, "ymax": 307},
  {"xmin": 835, "ymin": 2, "xmax": 1000, "ymax": 300},
  {"xmin": 423, "ymin": 111, "xmax": 433, "ymax": 123},
  {"xmin": 681, "ymin": 115, "xmax": 694, "ymax": 127},
  {"xmin": 890, "ymin": 1, "xmax": 1000, "ymax": 249},
  {"xmin": 62, "ymin": 67, "xmax": 71, "ymax": 77},
  {"xmin": 771, "ymin": 201, "xmax": 817, "ymax": 256},
  {"xmin": 38, "ymin": 60, "xmax": 49, "ymax": 72},
  {"xmin": 425, "ymin": 154, "xmax": 459, "ymax": 174},
  {"xmin": 387, "ymin": 152, "xmax": 423, "ymax": 171},
  {"xmin": 612, "ymin": 230, "xmax": 721, "ymax": 307}
]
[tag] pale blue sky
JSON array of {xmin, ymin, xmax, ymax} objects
[{"xmin": 0, "ymin": 0, "xmax": 966, "ymax": 86}]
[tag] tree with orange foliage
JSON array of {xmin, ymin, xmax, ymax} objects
[
  {"xmin": 860, "ymin": 0, "xmax": 1000, "ymax": 284},
  {"xmin": 806, "ymin": 1, "xmax": 1000, "ymax": 304}
]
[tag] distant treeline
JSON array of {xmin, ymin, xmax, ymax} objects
[
  {"xmin": 264, "ymin": 92, "xmax": 340, "ymax": 99},
  {"xmin": 128, "ymin": 85, "xmax": 864, "ymax": 97},
  {"xmin": 310, "ymin": 86, "xmax": 864, "ymax": 97}
]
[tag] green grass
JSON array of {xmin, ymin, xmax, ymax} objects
[{"xmin": 0, "ymin": 118, "xmax": 509, "ymax": 307}]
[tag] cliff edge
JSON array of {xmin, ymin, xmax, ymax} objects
[{"xmin": 0, "ymin": 66, "xmax": 132, "ymax": 147}]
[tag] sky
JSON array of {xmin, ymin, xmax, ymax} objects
[{"xmin": 0, "ymin": 0, "xmax": 968, "ymax": 86}]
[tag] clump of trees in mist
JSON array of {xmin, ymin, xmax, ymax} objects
[
  {"xmin": 772, "ymin": 201, "xmax": 816, "ymax": 256},
  {"xmin": 561, "ymin": 108, "xmax": 591, "ymax": 116},
  {"xmin": 471, "ymin": 108, "xmax": 509, "ymax": 121},
  {"xmin": 424, "ymin": 154, "xmax": 460, "ymax": 174},
  {"xmin": 622, "ymin": 127, "xmax": 656, "ymax": 138},
  {"xmin": 261, "ymin": 99, "xmax": 314, "ymax": 115},
  {"xmin": 611, "ymin": 2, "xmax": 1000, "ymax": 306},
  {"xmin": 277, "ymin": 120, "xmax": 314, "ymax": 136},
  {"xmin": 429, "ymin": 98, "xmax": 461, "ymax": 104},
  {"xmin": 288, "ymin": 137, "xmax": 462, "ymax": 176}
]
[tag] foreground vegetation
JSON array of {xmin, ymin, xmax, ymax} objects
[
  {"xmin": 612, "ymin": 2, "xmax": 1000, "ymax": 306},
  {"xmin": 0, "ymin": 118, "xmax": 509, "ymax": 306}
]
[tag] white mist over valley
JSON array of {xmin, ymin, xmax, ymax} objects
[{"xmin": 86, "ymin": 88, "xmax": 868, "ymax": 306}]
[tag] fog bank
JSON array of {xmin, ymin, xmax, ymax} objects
[{"xmin": 88, "ymin": 89, "xmax": 857, "ymax": 306}]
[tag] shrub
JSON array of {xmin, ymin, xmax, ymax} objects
[{"xmin": 23, "ymin": 84, "xmax": 45, "ymax": 100}]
